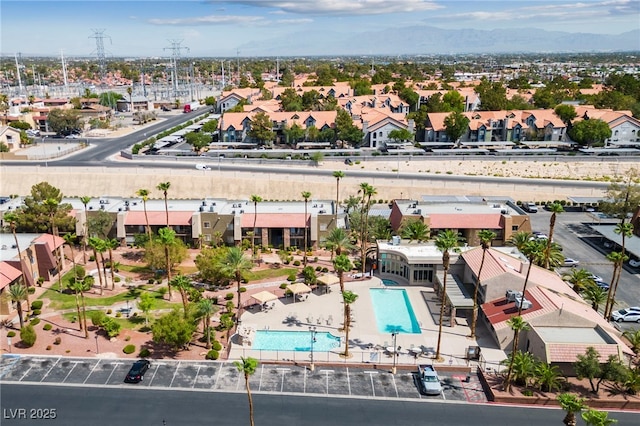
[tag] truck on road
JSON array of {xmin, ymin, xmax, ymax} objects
[
  {"xmin": 183, "ymin": 102, "xmax": 200, "ymax": 113},
  {"xmin": 417, "ymin": 364, "xmax": 442, "ymax": 395}
]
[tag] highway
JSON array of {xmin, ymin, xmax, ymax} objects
[{"xmin": 1, "ymin": 383, "xmax": 638, "ymax": 426}]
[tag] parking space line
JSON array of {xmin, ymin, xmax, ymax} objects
[
  {"xmin": 40, "ymin": 358, "xmax": 60, "ymax": 382},
  {"xmin": 258, "ymin": 364, "xmax": 265, "ymax": 391},
  {"xmin": 62, "ymin": 362, "xmax": 80, "ymax": 383},
  {"xmin": 104, "ymin": 363, "xmax": 122, "ymax": 384},
  {"xmin": 84, "ymin": 360, "xmax": 101, "ymax": 384},
  {"xmin": 236, "ymin": 366, "xmax": 243, "ymax": 391},
  {"xmin": 346, "ymin": 368, "xmax": 351, "ymax": 395},
  {"xmin": 191, "ymin": 365, "xmax": 201, "ymax": 388},
  {"xmin": 391, "ymin": 374, "xmax": 398, "ymax": 398},
  {"xmin": 169, "ymin": 361, "xmax": 181, "ymax": 388},
  {"xmin": 366, "ymin": 371, "xmax": 378, "ymax": 397},
  {"xmin": 303, "ymin": 368, "xmax": 307, "ymax": 393},
  {"xmin": 147, "ymin": 363, "xmax": 163, "ymax": 387},
  {"xmin": 19, "ymin": 367, "xmax": 33, "ymax": 382},
  {"xmin": 280, "ymin": 368, "xmax": 287, "ymax": 393},
  {"xmin": 322, "ymin": 370, "xmax": 332, "ymax": 394},
  {"xmin": 213, "ymin": 364, "xmax": 223, "ymax": 389}
]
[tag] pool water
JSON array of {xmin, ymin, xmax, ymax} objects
[
  {"xmin": 369, "ymin": 288, "xmax": 421, "ymax": 334},
  {"xmin": 382, "ymin": 278, "xmax": 400, "ymax": 286},
  {"xmin": 252, "ymin": 330, "xmax": 341, "ymax": 351}
]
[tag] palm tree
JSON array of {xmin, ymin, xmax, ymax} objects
[
  {"xmin": 249, "ymin": 194, "xmax": 262, "ymax": 259},
  {"xmin": 63, "ymin": 233, "xmax": 77, "ymax": 271},
  {"xmin": 581, "ymin": 409, "xmax": 617, "ymax": 426},
  {"xmin": 518, "ymin": 239, "xmax": 546, "ymax": 316},
  {"xmin": 504, "ymin": 316, "xmax": 530, "ymax": 392},
  {"xmin": 170, "ymin": 274, "xmax": 191, "ymax": 317},
  {"xmin": 507, "ymin": 231, "xmax": 533, "ymax": 252},
  {"xmin": 325, "ymin": 228, "xmax": 354, "ymax": 260},
  {"xmin": 126, "ymin": 86, "xmax": 133, "ymax": 112},
  {"xmin": 333, "ymin": 254, "xmax": 353, "ymax": 294},
  {"xmin": 218, "ymin": 247, "xmax": 252, "ymax": 327},
  {"xmin": 3, "ymin": 212, "xmax": 31, "ymax": 309},
  {"xmin": 301, "ymin": 191, "xmax": 311, "ymax": 266},
  {"xmin": 622, "ymin": 329, "xmax": 640, "ymax": 361},
  {"xmin": 603, "ymin": 251, "xmax": 628, "ymax": 319},
  {"xmin": 88, "ymin": 237, "xmax": 105, "ymax": 295},
  {"xmin": 563, "ymin": 268, "xmax": 596, "ymax": 293},
  {"xmin": 471, "ymin": 230, "xmax": 496, "ymax": 338},
  {"xmin": 136, "ymin": 189, "xmax": 152, "ymax": 239},
  {"xmin": 557, "ymin": 393, "xmax": 587, "ymax": 426},
  {"xmin": 80, "ymin": 196, "xmax": 91, "ymax": 264},
  {"xmin": 197, "ymin": 298, "xmax": 218, "ymax": 349},
  {"xmin": 44, "ymin": 198, "xmax": 64, "ymax": 293},
  {"xmin": 434, "ymin": 229, "xmax": 462, "ymax": 361},
  {"xmin": 344, "ymin": 195, "xmax": 360, "ymax": 214},
  {"xmin": 605, "ymin": 222, "xmax": 634, "ymax": 318},
  {"xmin": 105, "ymin": 238, "xmax": 119, "ymax": 290},
  {"xmin": 582, "ymin": 284, "xmax": 608, "ymax": 312},
  {"xmin": 158, "ymin": 227, "xmax": 176, "ymax": 299},
  {"xmin": 332, "ymin": 170, "xmax": 345, "ymax": 225},
  {"xmin": 341, "ymin": 290, "xmax": 359, "ymax": 358},
  {"xmin": 358, "ymin": 183, "xmax": 377, "ymax": 275},
  {"xmin": 68, "ymin": 271, "xmax": 91, "ymax": 338},
  {"xmin": 6, "ymin": 283, "xmax": 27, "ymax": 329},
  {"xmin": 544, "ymin": 202, "xmax": 564, "ymax": 269},
  {"xmin": 234, "ymin": 357, "xmax": 258, "ymax": 426},
  {"xmin": 399, "ymin": 219, "xmax": 430, "ymax": 242},
  {"xmin": 534, "ymin": 362, "xmax": 564, "ymax": 392},
  {"xmin": 156, "ymin": 182, "xmax": 171, "ymax": 227}
]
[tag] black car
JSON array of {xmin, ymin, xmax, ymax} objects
[{"xmin": 124, "ymin": 360, "xmax": 151, "ymax": 383}]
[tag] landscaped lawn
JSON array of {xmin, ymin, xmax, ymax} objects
[
  {"xmin": 245, "ymin": 267, "xmax": 297, "ymax": 281},
  {"xmin": 41, "ymin": 285, "xmax": 178, "ymax": 311}
]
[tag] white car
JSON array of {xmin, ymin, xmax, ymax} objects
[
  {"xmin": 588, "ymin": 273, "xmax": 604, "ymax": 283},
  {"xmin": 562, "ymin": 258, "xmax": 580, "ymax": 267},
  {"xmin": 611, "ymin": 307, "xmax": 640, "ymax": 323},
  {"xmin": 629, "ymin": 259, "xmax": 640, "ymax": 268},
  {"xmin": 195, "ymin": 164, "xmax": 211, "ymax": 171}
]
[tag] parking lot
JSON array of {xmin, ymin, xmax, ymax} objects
[{"xmin": 0, "ymin": 355, "xmax": 486, "ymax": 403}]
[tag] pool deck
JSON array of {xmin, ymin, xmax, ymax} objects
[{"xmin": 230, "ymin": 277, "xmax": 507, "ymax": 369}]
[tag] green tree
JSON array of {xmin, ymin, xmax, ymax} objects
[
  {"xmin": 195, "ymin": 246, "xmax": 228, "ymax": 283},
  {"xmin": 79, "ymin": 196, "xmax": 91, "ymax": 263},
  {"xmin": 20, "ymin": 324, "xmax": 37, "ymax": 348},
  {"xmin": 88, "ymin": 237, "xmax": 106, "ymax": 295},
  {"xmin": 47, "ymin": 108, "xmax": 82, "ymax": 136},
  {"xmin": 3, "ymin": 212, "xmax": 31, "ymax": 308},
  {"xmin": 471, "ymin": 230, "xmax": 497, "ymax": 339},
  {"xmin": 105, "ymin": 238, "xmax": 119, "ymax": 290},
  {"xmin": 504, "ymin": 317, "xmax": 530, "ymax": 392},
  {"xmin": 13, "ymin": 182, "xmax": 74, "ymax": 234},
  {"xmin": 442, "ymin": 90, "xmax": 466, "ymax": 113},
  {"xmin": 475, "ymin": 78, "xmax": 508, "ymax": 111},
  {"xmin": 152, "ymin": 308, "xmax": 196, "ymax": 351},
  {"xmin": 136, "ymin": 189, "xmax": 152, "ymax": 239},
  {"xmin": 557, "ymin": 393, "xmax": 587, "ymax": 426},
  {"xmin": 333, "ymin": 254, "xmax": 353, "ymax": 294},
  {"xmin": 234, "ymin": 357, "xmax": 259, "ymax": 426},
  {"xmin": 554, "ymin": 104, "xmax": 577, "ymax": 128},
  {"xmin": 387, "ymin": 128, "xmax": 414, "ymax": 143},
  {"xmin": 280, "ymin": 88, "xmax": 302, "ymax": 111},
  {"xmin": 574, "ymin": 347, "xmax": 626, "ymax": 393},
  {"xmin": 434, "ymin": 229, "xmax": 462, "ymax": 361},
  {"xmin": 156, "ymin": 182, "xmax": 171, "ymax": 227},
  {"xmin": 248, "ymin": 111, "xmax": 275, "ymax": 146},
  {"xmin": 184, "ymin": 131, "xmax": 211, "ymax": 154},
  {"xmin": 325, "ymin": 228, "xmax": 354, "ymax": 260},
  {"xmin": 301, "ymin": 191, "xmax": 311, "ymax": 265},
  {"xmin": 568, "ymin": 119, "xmax": 612, "ymax": 147},
  {"xmin": 545, "ymin": 202, "xmax": 564, "ymax": 269},
  {"xmin": 582, "ymin": 283, "xmax": 608, "ymax": 312},
  {"xmin": 443, "ymin": 111, "xmax": 470, "ymax": 143},
  {"xmin": 399, "ymin": 219, "xmax": 430, "ymax": 242},
  {"xmin": 170, "ymin": 274, "xmax": 192, "ymax": 317},
  {"xmin": 137, "ymin": 291, "xmax": 156, "ymax": 326},
  {"xmin": 534, "ymin": 361, "xmax": 564, "ymax": 392},
  {"xmin": 341, "ymin": 290, "xmax": 359, "ymax": 358},
  {"xmin": 358, "ymin": 183, "xmax": 377, "ymax": 275},
  {"xmin": 563, "ymin": 268, "xmax": 596, "ymax": 293},
  {"xmin": 196, "ymin": 298, "xmax": 218, "ymax": 349},
  {"xmin": 5, "ymin": 283, "xmax": 28, "ymax": 329},
  {"xmin": 581, "ymin": 409, "xmax": 617, "ymax": 426},
  {"xmin": 217, "ymin": 247, "xmax": 252, "ymax": 327},
  {"xmin": 158, "ymin": 227, "xmax": 176, "ymax": 298},
  {"xmin": 335, "ymin": 108, "xmax": 363, "ymax": 147},
  {"xmin": 201, "ymin": 119, "xmax": 219, "ymax": 133},
  {"xmin": 332, "ymin": 171, "xmax": 345, "ymax": 226},
  {"xmin": 604, "ymin": 250, "xmax": 630, "ymax": 319},
  {"xmin": 250, "ymin": 194, "xmax": 262, "ymax": 259},
  {"xmin": 622, "ymin": 329, "xmax": 640, "ymax": 360},
  {"xmin": 283, "ymin": 123, "xmax": 305, "ymax": 145}
]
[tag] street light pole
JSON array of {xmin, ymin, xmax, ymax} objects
[
  {"xmin": 391, "ymin": 332, "xmax": 397, "ymax": 374},
  {"xmin": 309, "ymin": 326, "xmax": 317, "ymax": 371}
]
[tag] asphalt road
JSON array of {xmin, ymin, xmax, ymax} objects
[
  {"xmin": 527, "ymin": 209, "xmax": 640, "ymax": 331},
  {"xmin": 1, "ymin": 383, "xmax": 638, "ymax": 426}
]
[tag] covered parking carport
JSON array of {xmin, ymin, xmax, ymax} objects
[{"xmin": 434, "ymin": 272, "xmax": 475, "ymax": 327}]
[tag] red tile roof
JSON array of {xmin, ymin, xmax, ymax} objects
[
  {"xmin": 33, "ymin": 234, "xmax": 65, "ymax": 250},
  {"xmin": 547, "ymin": 343, "xmax": 621, "ymax": 363},
  {"xmin": 429, "ymin": 213, "xmax": 502, "ymax": 230},
  {"xmin": 0, "ymin": 262, "xmax": 22, "ymax": 290},
  {"xmin": 124, "ymin": 211, "xmax": 192, "ymax": 226},
  {"xmin": 240, "ymin": 213, "xmax": 308, "ymax": 228}
]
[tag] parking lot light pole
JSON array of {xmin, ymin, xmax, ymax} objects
[
  {"xmin": 309, "ymin": 326, "xmax": 317, "ymax": 371},
  {"xmin": 391, "ymin": 332, "xmax": 398, "ymax": 374},
  {"xmin": 95, "ymin": 335, "xmax": 99, "ymax": 354}
]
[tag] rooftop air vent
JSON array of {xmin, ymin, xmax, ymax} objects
[{"xmin": 506, "ymin": 290, "xmax": 522, "ymax": 302}]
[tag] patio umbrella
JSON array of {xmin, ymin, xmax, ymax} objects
[
  {"xmin": 317, "ymin": 274, "xmax": 340, "ymax": 286},
  {"xmin": 252, "ymin": 290, "xmax": 278, "ymax": 305},
  {"xmin": 288, "ymin": 282, "xmax": 312, "ymax": 302}
]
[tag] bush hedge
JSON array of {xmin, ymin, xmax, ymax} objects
[
  {"xmin": 7, "ymin": 331, "xmax": 16, "ymax": 338},
  {"xmin": 139, "ymin": 348, "xmax": 151, "ymax": 358},
  {"xmin": 224, "ymin": 293, "xmax": 234, "ymax": 300},
  {"xmin": 31, "ymin": 300, "xmax": 43, "ymax": 310},
  {"xmin": 31, "ymin": 309, "xmax": 42, "ymax": 316},
  {"xmin": 205, "ymin": 350, "xmax": 219, "ymax": 360},
  {"xmin": 20, "ymin": 325, "xmax": 37, "ymax": 347},
  {"xmin": 212, "ymin": 341, "xmax": 222, "ymax": 351},
  {"xmin": 43, "ymin": 323, "xmax": 52, "ymax": 331},
  {"xmin": 29, "ymin": 318, "xmax": 40, "ymax": 326},
  {"xmin": 123, "ymin": 344, "xmax": 136, "ymax": 354}
]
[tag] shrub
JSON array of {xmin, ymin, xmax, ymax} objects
[
  {"xmin": 7, "ymin": 331, "xmax": 16, "ymax": 338},
  {"xmin": 139, "ymin": 348, "xmax": 151, "ymax": 358},
  {"xmin": 315, "ymin": 266, "xmax": 322, "ymax": 271},
  {"xmin": 43, "ymin": 323, "xmax": 52, "ymax": 331},
  {"xmin": 46, "ymin": 345, "xmax": 52, "ymax": 351},
  {"xmin": 287, "ymin": 273, "xmax": 297, "ymax": 282},
  {"xmin": 522, "ymin": 389, "xmax": 534, "ymax": 397},
  {"xmin": 225, "ymin": 301, "xmax": 235, "ymax": 312},
  {"xmin": 27, "ymin": 287, "xmax": 36, "ymax": 294},
  {"xmin": 89, "ymin": 255, "xmax": 95, "ymax": 261},
  {"xmin": 106, "ymin": 309, "xmax": 113, "ymax": 315},
  {"xmin": 31, "ymin": 300, "xmax": 43, "ymax": 310},
  {"xmin": 114, "ymin": 277, "xmax": 121, "ymax": 283},
  {"xmin": 322, "ymin": 267, "xmax": 329, "ymax": 273},
  {"xmin": 125, "ymin": 335, "xmax": 131, "ymax": 342},
  {"xmin": 205, "ymin": 350, "xmax": 219, "ymax": 360},
  {"xmin": 31, "ymin": 309, "xmax": 41, "ymax": 316},
  {"xmin": 314, "ymin": 257, "xmax": 318, "ymax": 262},
  {"xmin": 279, "ymin": 283, "xmax": 288, "ymax": 289},
  {"xmin": 212, "ymin": 340, "xmax": 222, "ymax": 351},
  {"xmin": 293, "ymin": 260, "xmax": 301, "ymax": 266},
  {"xmin": 53, "ymin": 337, "xmax": 62, "ymax": 345},
  {"xmin": 20, "ymin": 325, "xmax": 36, "ymax": 347},
  {"xmin": 211, "ymin": 296, "xmax": 219, "ymax": 305},
  {"xmin": 102, "ymin": 318, "xmax": 122, "ymax": 338},
  {"xmin": 148, "ymin": 279, "xmax": 155, "ymax": 284},
  {"xmin": 29, "ymin": 318, "xmax": 40, "ymax": 326},
  {"xmin": 115, "ymin": 312, "xmax": 122, "ymax": 318},
  {"xmin": 224, "ymin": 293, "xmax": 234, "ymax": 300},
  {"xmin": 123, "ymin": 344, "xmax": 136, "ymax": 354},
  {"xmin": 90, "ymin": 311, "xmax": 106, "ymax": 327}
]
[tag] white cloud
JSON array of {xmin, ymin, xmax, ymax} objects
[
  {"xmin": 208, "ymin": 0, "xmax": 443, "ymax": 15},
  {"xmin": 276, "ymin": 18, "xmax": 314, "ymax": 24},
  {"xmin": 148, "ymin": 15, "xmax": 265, "ymax": 26}
]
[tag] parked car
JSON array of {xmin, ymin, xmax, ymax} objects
[
  {"xmin": 124, "ymin": 360, "xmax": 151, "ymax": 383},
  {"xmin": 611, "ymin": 307, "xmax": 640, "ymax": 323},
  {"xmin": 523, "ymin": 202, "xmax": 538, "ymax": 213},
  {"xmin": 588, "ymin": 273, "xmax": 604, "ymax": 283},
  {"xmin": 595, "ymin": 281, "xmax": 610, "ymax": 291},
  {"xmin": 562, "ymin": 258, "xmax": 580, "ymax": 267},
  {"xmin": 195, "ymin": 163, "xmax": 211, "ymax": 171},
  {"xmin": 629, "ymin": 258, "xmax": 640, "ymax": 268},
  {"xmin": 26, "ymin": 129, "xmax": 41, "ymax": 137},
  {"xmin": 417, "ymin": 364, "xmax": 442, "ymax": 395}
]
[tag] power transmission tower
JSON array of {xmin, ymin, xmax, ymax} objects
[
  {"xmin": 89, "ymin": 29, "xmax": 112, "ymax": 86},
  {"xmin": 163, "ymin": 40, "xmax": 189, "ymax": 98}
]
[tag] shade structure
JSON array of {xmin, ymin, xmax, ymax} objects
[
  {"xmin": 317, "ymin": 274, "xmax": 340, "ymax": 286},
  {"xmin": 288, "ymin": 282, "xmax": 312, "ymax": 295},
  {"xmin": 252, "ymin": 290, "xmax": 278, "ymax": 305}
]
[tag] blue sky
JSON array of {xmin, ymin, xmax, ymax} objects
[{"xmin": 2, "ymin": 0, "xmax": 639, "ymax": 56}]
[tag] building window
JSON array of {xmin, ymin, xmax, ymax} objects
[
  {"xmin": 320, "ymin": 224, "xmax": 327, "ymax": 231},
  {"xmin": 204, "ymin": 234, "xmax": 211, "ymax": 242},
  {"xmin": 203, "ymin": 221, "xmax": 211, "ymax": 229},
  {"xmin": 512, "ymin": 225, "xmax": 519, "ymax": 231}
]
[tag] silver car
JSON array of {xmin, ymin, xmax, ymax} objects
[{"xmin": 611, "ymin": 307, "xmax": 640, "ymax": 323}]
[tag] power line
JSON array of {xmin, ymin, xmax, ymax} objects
[{"xmin": 89, "ymin": 29, "xmax": 112, "ymax": 85}]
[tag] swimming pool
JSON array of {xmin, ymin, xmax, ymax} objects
[
  {"xmin": 369, "ymin": 288, "xmax": 421, "ymax": 334},
  {"xmin": 252, "ymin": 330, "xmax": 341, "ymax": 351},
  {"xmin": 382, "ymin": 278, "xmax": 400, "ymax": 286}
]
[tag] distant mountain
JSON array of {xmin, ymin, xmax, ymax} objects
[{"xmin": 238, "ymin": 26, "xmax": 640, "ymax": 56}]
